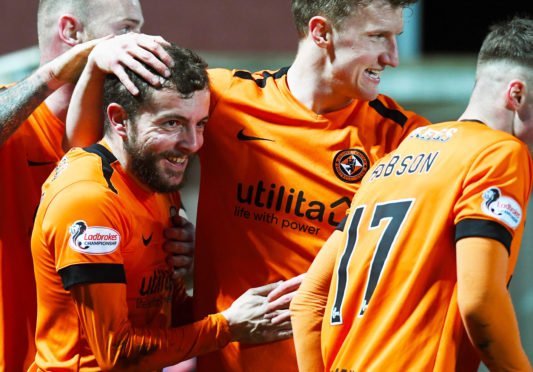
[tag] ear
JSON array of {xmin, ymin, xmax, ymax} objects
[
  {"xmin": 308, "ymin": 16, "xmax": 331, "ymax": 48},
  {"xmin": 107, "ymin": 103, "xmax": 129, "ymax": 139},
  {"xmin": 505, "ymin": 80, "xmax": 526, "ymax": 111},
  {"xmin": 58, "ymin": 15, "xmax": 84, "ymax": 46}
]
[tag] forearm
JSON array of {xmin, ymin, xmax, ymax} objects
[
  {"xmin": 110, "ymin": 313, "xmax": 230, "ymax": 372},
  {"xmin": 290, "ymin": 230, "xmax": 342, "ymax": 372},
  {"xmin": 0, "ymin": 67, "xmax": 55, "ymax": 146},
  {"xmin": 72, "ymin": 283, "xmax": 231, "ymax": 371},
  {"xmin": 457, "ymin": 237, "xmax": 532, "ymax": 372},
  {"xmin": 461, "ymin": 289, "xmax": 532, "ymax": 372},
  {"xmin": 64, "ymin": 57, "xmax": 106, "ymax": 149}
]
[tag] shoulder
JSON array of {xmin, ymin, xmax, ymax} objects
[
  {"xmin": 208, "ymin": 67, "xmax": 289, "ymax": 93},
  {"xmin": 41, "ymin": 147, "xmax": 120, "ymax": 213},
  {"xmin": 366, "ymin": 94, "xmax": 430, "ymax": 130}
]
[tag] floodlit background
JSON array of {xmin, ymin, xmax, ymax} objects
[{"xmin": 1, "ymin": 1, "xmax": 532, "ymax": 370}]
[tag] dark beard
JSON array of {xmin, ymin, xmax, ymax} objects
[{"xmin": 124, "ymin": 139, "xmax": 185, "ymax": 193}]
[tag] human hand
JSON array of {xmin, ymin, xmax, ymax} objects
[
  {"xmin": 163, "ymin": 214, "xmax": 195, "ymax": 280},
  {"xmin": 222, "ymin": 282, "xmax": 293, "ymax": 344},
  {"xmin": 265, "ymin": 273, "xmax": 306, "ymax": 324},
  {"xmin": 86, "ymin": 33, "xmax": 174, "ymax": 95}
]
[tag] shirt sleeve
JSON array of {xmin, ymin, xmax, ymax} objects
[
  {"xmin": 207, "ymin": 68, "xmax": 234, "ymax": 111},
  {"xmin": 71, "ymin": 282, "xmax": 231, "ymax": 371},
  {"xmin": 454, "ymin": 139, "xmax": 533, "ymax": 253},
  {"xmin": 41, "ymin": 181, "xmax": 129, "ymax": 289},
  {"xmin": 375, "ymin": 94, "xmax": 432, "ymax": 137},
  {"xmin": 290, "ymin": 229, "xmax": 344, "ymax": 372}
]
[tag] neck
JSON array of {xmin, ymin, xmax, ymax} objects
[
  {"xmin": 104, "ymin": 134, "xmax": 153, "ymax": 194},
  {"xmin": 287, "ymin": 43, "xmax": 354, "ymax": 115},
  {"xmin": 458, "ymin": 90, "xmax": 514, "ymax": 134}
]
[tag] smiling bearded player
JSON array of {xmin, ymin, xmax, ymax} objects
[{"xmin": 30, "ymin": 42, "xmax": 291, "ymax": 372}]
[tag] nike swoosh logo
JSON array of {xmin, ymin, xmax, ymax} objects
[
  {"xmin": 142, "ymin": 233, "xmax": 153, "ymax": 246},
  {"xmin": 28, "ymin": 160, "xmax": 56, "ymax": 166},
  {"xmin": 237, "ymin": 129, "xmax": 274, "ymax": 142}
]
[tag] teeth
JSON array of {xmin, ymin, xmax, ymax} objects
[
  {"xmin": 366, "ymin": 69, "xmax": 381, "ymax": 78},
  {"xmin": 168, "ymin": 156, "xmax": 186, "ymax": 165}
]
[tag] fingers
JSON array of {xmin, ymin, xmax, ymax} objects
[
  {"xmin": 267, "ymin": 273, "xmax": 306, "ymax": 302},
  {"xmin": 171, "ymin": 214, "xmax": 195, "ymax": 231},
  {"xmin": 136, "ymin": 36, "xmax": 174, "ymax": 72},
  {"xmin": 110, "ymin": 62, "xmax": 141, "ymax": 95},
  {"xmin": 165, "ymin": 250, "xmax": 192, "ymax": 279},
  {"xmin": 270, "ymin": 329, "xmax": 293, "ymax": 341},
  {"xmin": 162, "ymin": 236, "xmax": 193, "ymax": 254},
  {"xmin": 267, "ymin": 310, "xmax": 292, "ymax": 325},
  {"xmin": 118, "ymin": 45, "xmax": 167, "ymax": 85},
  {"xmin": 163, "ymin": 241, "xmax": 193, "ymax": 279},
  {"xmin": 247, "ymin": 281, "xmax": 283, "ymax": 297},
  {"xmin": 120, "ymin": 34, "xmax": 172, "ymax": 83},
  {"xmin": 163, "ymin": 225, "xmax": 194, "ymax": 245},
  {"xmin": 88, "ymin": 33, "xmax": 174, "ymax": 95},
  {"xmin": 165, "ymin": 253, "xmax": 192, "ymax": 269},
  {"xmin": 244, "ymin": 319, "xmax": 294, "ymax": 344},
  {"xmin": 265, "ymin": 291, "xmax": 295, "ymax": 313},
  {"xmin": 170, "ymin": 267, "xmax": 188, "ymax": 280},
  {"xmin": 162, "ymin": 214, "xmax": 195, "ymax": 280}
]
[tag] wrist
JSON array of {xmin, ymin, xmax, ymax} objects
[
  {"xmin": 214, "ymin": 312, "xmax": 233, "ymax": 345},
  {"xmin": 220, "ymin": 309, "xmax": 237, "ymax": 342},
  {"xmin": 36, "ymin": 63, "xmax": 62, "ymax": 93}
]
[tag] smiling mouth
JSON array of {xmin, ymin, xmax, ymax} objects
[
  {"xmin": 166, "ymin": 156, "xmax": 187, "ymax": 167},
  {"xmin": 365, "ymin": 69, "xmax": 382, "ymax": 80}
]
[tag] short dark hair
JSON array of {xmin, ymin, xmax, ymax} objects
[
  {"xmin": 291, "ymin": 0, "xmax": 419, "ymax": 38},
  {"xmin": 478, "ymin": 16, "xmax": 533, "ymax": 68},
  {"xmin": 102, "ymin": 43, "xmax": 209, "ymax": 133}
]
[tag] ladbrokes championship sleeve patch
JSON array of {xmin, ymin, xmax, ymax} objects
[
  {"xmin": 69, "ymin": 220, "xmax": 121, "ymax": 255},
  {"xmin": 481, "ymin": 187, "xmax": 522, "ymax": 229}
]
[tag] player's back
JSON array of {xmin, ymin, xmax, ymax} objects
[{"xmin": 322, "ymin": 121, "xmax": 533, "ymax": 371}]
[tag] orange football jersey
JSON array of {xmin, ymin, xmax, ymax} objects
[
  {"xmin": 31, "ymin": 143, "xmax": 230, "ymax": 371},
  {"xmin": 321, "ymin": 121, "xmax": 532, "ymax": 371},
  {"xmin": 0, "ymin": 87, "xmax": 65, "ymax": 372},
  {"xmin": 194, "ymin": 67, "xmax": 430, "ymax": 371}
]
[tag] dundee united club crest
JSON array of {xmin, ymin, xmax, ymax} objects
[{"xmin": 333, "ymin": 149, "xmax": 370, "ymax": 183}]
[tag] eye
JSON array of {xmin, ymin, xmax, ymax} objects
[
  {"xmin": 115, "ymin": 23, "xmax": 137, "ymax": 35},
  {"xmin": 164, "ymin": 120, "xmax": 180, "ymax": 129},
  {"xmin": 196, "ymin": 120, "xmax": 208, "ymax": 130}
]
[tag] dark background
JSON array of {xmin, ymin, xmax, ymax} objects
[
  {"xmin": 421, "ymin": 2, "xmax": 533, "ymax": 54},
  {"xmin": 1, "ymin": 1, "xmax": 532, "ymax": 56}
]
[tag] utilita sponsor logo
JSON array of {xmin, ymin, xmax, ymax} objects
[
  {"xmin": 69, "ymin": 220, "xmax": 121, "ymax": 255},
  {"xmin": 236, "ymin": 181, "xmax": 350, "ymax": 227}
]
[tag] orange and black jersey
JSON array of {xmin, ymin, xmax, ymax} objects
[
  {"xmin": 0, "ymin": 89, "xmax": 65, "ymax": 372},
  {"xmin": 31, "ymin": 142, "xmax": 230, "ymax": 371},
  {"xmin": 194, "ymin": 67, "xmax": 431, "ymax": 372},
  {"xmin": 321, "ymin": 121, "xmax": 532, "ymax": 371}
]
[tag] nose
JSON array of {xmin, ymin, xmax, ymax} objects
[
  {"xmin": 381, "ymin": 37, "xmax": 399, "ymax": 68},
  {"xmin": 176, "ymin": 125, "xmax": 203, "ymax": 154}
]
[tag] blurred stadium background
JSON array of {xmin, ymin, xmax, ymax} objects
[{"xmin": 1, "ymin": 1, "xmax": 532, "ymax": 370}]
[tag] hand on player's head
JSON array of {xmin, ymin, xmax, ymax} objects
[{"xmin": 88, "ymin": 33, "xmax": 174, "ymax": 95}]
